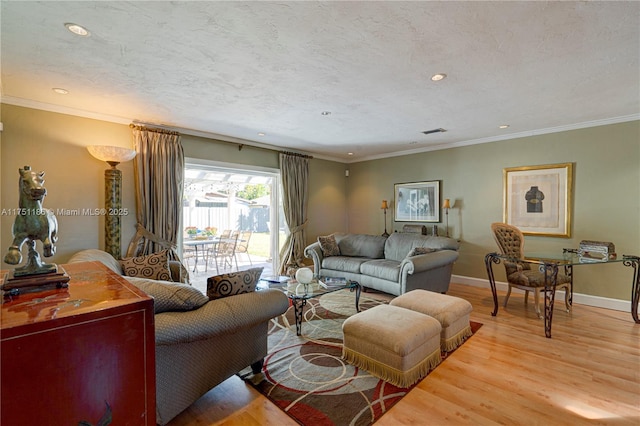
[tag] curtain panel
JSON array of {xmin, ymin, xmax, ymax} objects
[
  {"xmin": 126, "ymin": 125, "xmax": 187, "ymax": 281},
  {"xmin": 278, "ymin": 153, "xmax": 310, "ymax": 274}
]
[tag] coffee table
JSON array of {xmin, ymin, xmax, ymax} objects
[{"xmin": 258, "ymin": 277, "xmax": 361, "ymax": 336}]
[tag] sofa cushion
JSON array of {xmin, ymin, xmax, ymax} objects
[
  {"xmin": 207, "ymin": 267, "xmax": 264, "ymax": 300},
  {"xmin": 385, "ymin": 233, "xmax": 460, "ymax": 262},
  {"xmin": 126, "ymin": 276, "xmax": 209, "ymax": 314},
  {"xmin": 322, "ymin": 256, "xmax": 371, "ymax": 274},
  {"xmin": 336, "ymin": 234, "xmax": 387, "ymax": 258},
  {"xmin": 318, "ymin": 234, "xmax": 341, "ymax": 257},
  {"xmin": 120, "ymin": 249, "xmax": 173, "ymax": 281},
  {"xmin": 68, "ymin": 248, "xmax": 123, "ymax": 274},
  {"xmin": 360, "ymin": 259, "xmax": 401, "ymax": 282}
]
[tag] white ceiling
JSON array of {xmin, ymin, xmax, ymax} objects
[{"xmin": 1, "ymin": 1, "xmax": 639, "ymax": 162}]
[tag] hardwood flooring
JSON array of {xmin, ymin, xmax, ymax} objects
[{"xmin": 168, "ymin": 283, "xmax": 640, "ymax": 425}]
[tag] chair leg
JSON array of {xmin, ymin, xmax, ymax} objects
[
  {"xmin": 533, "ymin": 288, "xmax": 542, "ymax": 319},
  {"xmin": 524, "ymin": 290, "xmax": 529, "ymax": 306},
  {"xmin": 504, "ymin": 285, "xmax": 513, "ymax": 307}
]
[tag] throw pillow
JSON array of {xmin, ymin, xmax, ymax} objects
[
  {"xmin": 408, "ymin": 247, "xmax": 436, "ymax": 257},
  {"xmin": 207, "ymin": 267, "xmax": 264, "ymax": 300},
  {"xmin": 126, "ymin": 276, "xmax": 209, "ymax": 314},
  {"xmin": 318, "ymin": 234, "xmax": 340, "ymax": 257},
  {"xmin": 120, "ymin": 249, "xmax": 172, "ymax": 281}
]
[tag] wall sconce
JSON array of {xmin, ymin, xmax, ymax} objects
[
  {"xmin": 87, "ymin": 145, "xmax": 137, "ymax": 259},
  {"xmin": 381, "ymin": 200, "xmax": 390, "ymax": 237},
  {"xmin": 442, "ymin": 198, "xmax": 452, "ymax": 237}
]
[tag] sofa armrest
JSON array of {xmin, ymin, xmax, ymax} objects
[
  {"xmin": 304, "ymin": 242, "xmax": 324, "ymax": 276},
  {"xmin": 155, "ymin": 289, "xmax": 289, "ymax": 346},
  {"xmin": 400, "ymin": 250, "xmax": 459, "ymax": 275}
]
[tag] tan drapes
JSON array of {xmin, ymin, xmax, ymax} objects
[
  {"xmin": 278, "ymin": 152, "xmax": 310, "ymax": 274},
  {"xmin": 126, "ymin": 124, "xmax": 187, "ymax": 281}
]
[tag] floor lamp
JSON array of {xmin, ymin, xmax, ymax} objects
[
  {"xmin": 381, "ymin": 200, "xmax": 390, "ymax": 237},
  {"xmin": 443, "ymin": 198, "xmax": 451, "ymax": 237},
  {"xmin": 88, "ymin": 145, "xmax": 137, "ymax": 260}
]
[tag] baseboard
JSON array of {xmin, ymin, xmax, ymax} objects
[{"xmin": 451, "ymin": 274, "xmax": 629, "ymax": 312}]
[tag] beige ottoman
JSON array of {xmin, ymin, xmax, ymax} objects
[
  {"xmin": 342, "ymin": 304, "xmax": 442, "ymax": 388},
  {"xmin": 390, "ymin": 290, "xmax": 473, "ymax": 352}
]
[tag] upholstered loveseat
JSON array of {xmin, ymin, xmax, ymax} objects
[
  {"xmin": 68, "ymin": 249, "xmax": 289, "ymax": 425},
  {"xmin": 304, "ymin": 232, "xmax": 460, "ymax": 296}
]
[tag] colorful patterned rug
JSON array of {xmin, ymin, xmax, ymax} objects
[{"xmin": 240, "ymin": 289, "xmax": 481, "ymax": 426}]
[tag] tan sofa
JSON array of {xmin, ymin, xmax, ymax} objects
[
  {"xmin": 304, "ymin": 232, "xmax": 460, "ymax": 295},
  {"xmin": 68, "ymin": 249, "xmax": 289, "ymax": 425}
]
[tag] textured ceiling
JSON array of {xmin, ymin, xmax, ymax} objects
[{"xmin": 1, "ymin": 1, "xmax": 639, "ymax": 161}]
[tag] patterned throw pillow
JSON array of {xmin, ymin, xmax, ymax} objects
[
  {"xmin": 126, "ymin": 276, "xmax": 209, "ymax": 314},
  {"xmin": 318, "ymin": 234, "xmax": 340, "ymax": 257},
  {"xmin": 408, "ymin": 247, "xmax": 436, "ymax": 257},
  {"xmin": 207, "ymin": 267, "xmax": 264, "ymax": 300},
  {"xmin": 120, "ymin": 249, "xmax": 172, "ymax": 281}
]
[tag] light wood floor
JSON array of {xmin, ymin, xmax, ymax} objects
[{"xmin": 168, "ymin": 283, "xmax": 640, "ymax": 425}]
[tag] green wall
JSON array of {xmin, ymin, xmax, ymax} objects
[
  {"xmin": 2, "ymin": 103, "xmax": 638, "ymax": 302},
  {"xmin": 345, "ymin": 121, "xmax": 640, "ymax": 300}
]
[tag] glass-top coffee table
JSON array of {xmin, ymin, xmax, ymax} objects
[{"xmin": 258, "ymin": 277, "xmax": 361, "ymax": 335}]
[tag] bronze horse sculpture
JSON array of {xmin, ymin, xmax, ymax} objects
[{"xmin": 4, "ymin": 165, "xmax": 59, "ymax": 276}]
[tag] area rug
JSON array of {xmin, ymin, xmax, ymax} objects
[{"xmin": 240, "ymin": 289, "xmax": 482, "ymax": 426}]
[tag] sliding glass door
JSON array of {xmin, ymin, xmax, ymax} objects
[{"xmin": 182, "ymin": 159, "xmax": 283, "ymax": 276}]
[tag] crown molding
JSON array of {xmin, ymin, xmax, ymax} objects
[
  {"xmin": 351, "ymin": 114, "xmax": 640, "ymax": 163},
  {"xmin": 1, "ymin": 95, "xmax": 340, "ymax": 162},
  {"xmin": 3, "ymin": 95, "xmax": 637, "ymax": 165}
]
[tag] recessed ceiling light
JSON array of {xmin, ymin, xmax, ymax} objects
[
  {"xmin": 321, "ymin": 111, "xmax": 331, "ymax": 116},
  {"xmin": 347, "ymin": 152, "xmax": 353, "ymax": 156},
  {"xmin": 65, "ymin": 23, "xmax": 90, "ymax": 37},
  {"xmin": 431, "ymin": 73, "xmax": 447, "ymax": 82},
  {"xmin": 499, "ymin": 124, "xmax": 510, "ymax": 129},
  {"xmin": 52, "ymin": 88, "xmax": 69, "ymax": 95},
  {"xmin": 257, "ymin": 132, "xmax": 266, "ymax": 136}
]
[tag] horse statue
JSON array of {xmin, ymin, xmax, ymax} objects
[{"xmin": 4, "ymin": 165, "xmax": 59, "ymax": 276}]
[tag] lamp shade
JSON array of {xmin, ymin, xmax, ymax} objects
[
  {"xmin": 381, "ymin": 200, "xmax": 389, "ymax": 210},
  {"xmin": 87, "ymin": 145, "xmax": 136, "ymax": 164},
  {"xmin": 443, "ymin": 198, "xmax": 451, "ymax": 209}
]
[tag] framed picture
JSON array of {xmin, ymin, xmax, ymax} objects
[
  {"xmin": 503, "ymin": 163, "xmax": 573, "ymax": 237},
  {"xmin": 394, "ymin": 181, "xmax": 440, "ymax": 223}
]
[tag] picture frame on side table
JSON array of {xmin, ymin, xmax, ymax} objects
[
  {"xmin": 503, "ymin": 163, "xmax": 573, "ymax": 237},
  {"xmin": 394, "ymin": 181, "xmax": 440, "ymax": 223}
]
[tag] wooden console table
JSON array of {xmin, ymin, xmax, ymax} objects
[{"xmin": 1, "ymin": 261, "xmax": 156, "ymax": 425}]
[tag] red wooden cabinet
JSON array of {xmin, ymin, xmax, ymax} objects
[{"xmin": 1, "ymin": 261, "xmax": 156, "ymax": 425}]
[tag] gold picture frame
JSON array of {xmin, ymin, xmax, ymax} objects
[{"xmin": 503, "ymin": 163, "xmax": 573, "ymax": 237}]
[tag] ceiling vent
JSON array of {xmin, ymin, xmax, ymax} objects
[{"xmin": 422, "ymin": 128, "xmax": 447, "ymax": 135}]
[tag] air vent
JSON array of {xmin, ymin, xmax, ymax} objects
[{"xmin": 422, "ymin": 128, "xmax": 447, "ymax": 135}]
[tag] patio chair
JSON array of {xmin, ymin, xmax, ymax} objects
[
  {"xmin": 234, "ymin": 231, "xmax": 253, "ymax": 268},
  {"xmin": 207, "ymin": 230, "xmax": 238, "ymax": 274}
]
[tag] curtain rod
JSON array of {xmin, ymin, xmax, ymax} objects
[
  {"xmin": 130, "ymin": 123, "xmax": 313, "ymax": 158},
  {"xmin": 129, "ymin": 123, "xmax": 180, "ymax": 136},
  {"xmin": 237, "ymin": 143, "xmax": 313, "ymax": 159}
]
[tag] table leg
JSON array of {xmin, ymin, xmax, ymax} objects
[
  {"xmin": 292, "ymin": 298, "xmax": 307, "ymax": 336},
  {"xmin": 350, "ymin": 283, "xmax": 362, "ymax": 312},
  {"xmin": 192, "ymin": 245, "xmax": 198, "ymax": 272},
  {"xmin": 543, "ymin": 262, "xmax": 560, "ymax": 338},
  {"xmin": 622, "ymin": 255, "xmax": 640, "ymax": 323},
  {"xmin": 484, "ymin": 253, "xmax": 500, "ymax": 316}
]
